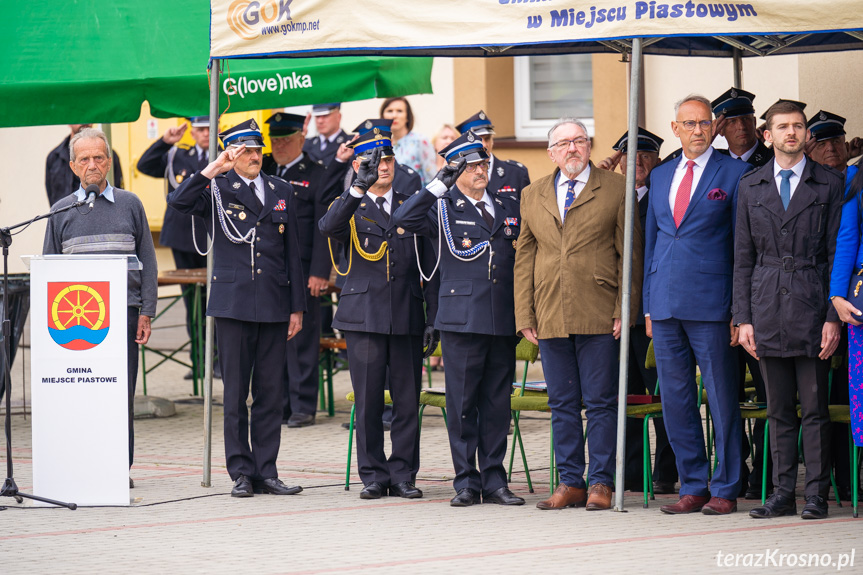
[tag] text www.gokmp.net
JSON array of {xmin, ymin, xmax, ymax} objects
[{"xmin": 717, "ymin": 549, "xmax": 855, "ymax": 570}]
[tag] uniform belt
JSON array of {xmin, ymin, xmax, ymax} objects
[{"xmin": 757, "ymin": 254, "xmax": 816, "ymax": 272}]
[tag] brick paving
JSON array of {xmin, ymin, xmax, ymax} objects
[{"xmin": 1, "ymin": 299, "xmax": 860, "ymax": 574}]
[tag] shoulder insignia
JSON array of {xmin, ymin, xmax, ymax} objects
[
  {"xmin": 232, "ymin": 181, "xmax": 241, "ymax": 189},
  {"xmin": 268, "ymin": 181, "xmax": 275, "ymax": 190},
  {"xmin": 407, "ymin": 168, "xmax": 415, "ymax": 174},
  {"xmin": 516, "ymin": 162, "xmax": 524, "ymax": 168}
]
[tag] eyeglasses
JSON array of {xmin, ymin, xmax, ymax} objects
[
  {"xmin": 676, "ymin": 120, "xmax": 713, "ymax": 132},
  {"xmin": 550, "ymin": 138, "xmax": 590, "ymax": 150},
  {"xmin": 464, "ymin": 161, "xmax": 490, "ymax": 173}
]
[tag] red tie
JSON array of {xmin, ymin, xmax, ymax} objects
[{"xmin": 673, "ymin": 160, "xmax": 696, "ymax": 227}]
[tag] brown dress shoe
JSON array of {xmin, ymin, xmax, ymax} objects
[
  {"xmin": 585, "ymin": 483, "xmax": 613, "ymax": 511},
  {"xmin": 660, "ymin": 494, "xmax": 710, "ymax": 514},
  {"xmin": 702, "ymin": 496, "xmax": 737, "ymax": 515},
  {"xmin": 536, "ymin": 483, "xmax": 587, "ymax": 510}
]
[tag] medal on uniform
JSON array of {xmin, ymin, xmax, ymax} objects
[
  {"xmin": 462, "ymin": 238, "xmax": 472, "ymax": 248},
  {"xmin": 226, "ymin": 209, "xmax": 233, "ymax": 215},
  {"xmin": 176, "ymin": 174, "xmax": 184, "ymax": 183},
  {"xmin": 279, "ymin": 224, "xmax": 285, "ymax": 234},
  {"xmin": 239, "ymin": 212, "xmax": 247, "ymax": 221},
  {"xmin": 233, "ymin": 182, "xmax": 241, "ymax": 189},
  {"xmin": 504, "ymin": 227, "xmax": 512, "ymax": 237},
  {"xmin": 397, "ymin": 227, "xmax": 405, "ymax": 235}
]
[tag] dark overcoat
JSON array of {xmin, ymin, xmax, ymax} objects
[{"xmin": 733, "ymin": 158, "xmax": 844, "ymax": 357}]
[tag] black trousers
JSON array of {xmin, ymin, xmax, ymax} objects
[
  {"xmin": 127, "ymin": 307, "xmax": 140, "ymax": 468},
  {"xmin": 625, "ymin": 324, "xmax": 677, "ymax": 488},
  {"xmin": 344, "ymin": 331, "xmax": 423, "ymax": 486},
  {"xmin": 441, "ymin": 331, "xmax": 517, "ymax": 495},
  {"xmin": 283, "ymin": 288, "xmax": 321, "ymax": 419},
  {"xmin": 759, "ymin": 356, "xmax": 831, "ymax": 498},
  {"xmin": 737, "ymin": 347, "xmax": 773, "ymax": 492},
  {"xmin": 171, "ymin": 249, "xmax": 217, "ymax": 365},
  {"xmin": 215, "ymin": 317, "xmax": 289, "ymax": 481}
]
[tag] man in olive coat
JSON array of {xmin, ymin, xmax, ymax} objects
[{"xmin": 734, "ymin": 101, "xmax": 843, "ymax": 520}]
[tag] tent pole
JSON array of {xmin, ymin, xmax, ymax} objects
[
  {"xmin": 614, "ymin": 37, "xmax": 642, "ymax": 513},
  {"xmin": 202, "ymin": 59, "xmax": 220, "ymax": 488},
  {"xmin": 732, "ymin": 47, "xmax": 743, "ymax": 88}
]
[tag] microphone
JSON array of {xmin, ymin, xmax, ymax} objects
[{"xmin": 85, "ymin": 184, "xmax": 99, "ymax": 208}]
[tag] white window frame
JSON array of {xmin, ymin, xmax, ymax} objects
[{"xmin": 513, "ymin": 56, "xmax": 595, "ymax": 141}]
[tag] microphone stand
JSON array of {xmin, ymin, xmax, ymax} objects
[{"xmin": 0, "ymin": 198, "xmax": 90, "ymax": 511}]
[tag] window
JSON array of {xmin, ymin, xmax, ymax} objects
[{"xmin": 514, "ymin": 55, "xmax": 594, "ymax": 141}]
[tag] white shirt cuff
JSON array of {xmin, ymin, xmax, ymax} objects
[
  {"xmin": 425, "ymin": 179, "xmax": 448, "ymax": 197},
  {"xmin": 349, "ymin": 187, "xmax": 365, "ymax": 199}
]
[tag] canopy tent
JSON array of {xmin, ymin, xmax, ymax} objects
[
  {"xmin": 204, "ymin": 1, "xmax": 863, "ymax": 508},
  {"xmin": 0, "ymin": 0, "xmax": 432, "ymax": 128}
]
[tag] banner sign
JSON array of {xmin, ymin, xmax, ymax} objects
[
  {"xmin": 210, "ymin": 0, "xmax": 863, "ymax": 59},
  {"xmin": 31, "ymin": 256, "xmax": 130, "ymax": 506}
]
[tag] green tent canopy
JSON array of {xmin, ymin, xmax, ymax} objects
[{"xmin": 0, "ymin": 1, "xmax": 432, "ymax": 128}]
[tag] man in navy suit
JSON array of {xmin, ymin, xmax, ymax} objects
[
  {"xmin": 643, "ymin": 95, "xmax": 750, "ymax": 515},
  {"xmin": 169, "ymin": 120, "xmax": 306, "ymax": 498}
]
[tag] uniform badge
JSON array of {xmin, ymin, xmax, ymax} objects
[
  {"xmin": 495, "ymin": 198, "xmax": 503, "ymax": 206},
  {"xmin": 274, "ymin": 199, "xmax": 286, "ymax": 211},
  {"xmin": 504, "ymin": 217, "xmax": 518, "ymax": 226},
  {"xmin": 364, "ymin": 237, "xmax": 369, "ymax": 248},
  {"xmin": 497, "ymin": 166, "xmax": 504, "ymax": 177},
  {"xmin": 336, "ymin": 135, "xmax": 344, "ymax": 144},
  {"xmin": 730, "ymin": 89, "xmax": 738, "ymax": 99},
  {"xmin": 275, "ymin": 113, "xmax": 282, "ymax": 122},
  {"xmin": 364, "ymin": 120, "xmax": 373, "ymax": 130},
  {"xmin": 279, "ymin": 224, "xmax": 285, "ymax": 234},
  {"xmin": 820, "ymin": 111, "xmax": 827, "ymax": 121},
  {"xmin": 233, "ymin": 182, "xmax": 241, "ymax": 189},
  {"xmin": 225, "ymin": 209, "xmax": 233, "ymax": 215},
  {"xmin": 238, "ymin": 212, "xmax": 247, "ymax": 221},
  {"xmin": 479, "ymin": 111, "xmax": 486, "ymax": 120},
  {"xmin": 250, "ymin": 119, "xmax": 258, "ymax": 131},
  {"xmin": 455, "ymin": 199, "xmax": 465, "ymax": 207},
  {"xmin": 397, "ymin": 227, "xmax": 405, "ymax": 235},
  {"xmin": 189, "ymin": 148, "xmax": 196, "ymax": 156},
  {"xmin": 407, "ymin": 168, "xmax": 414, "ymax": 174},
  {"xmin": 268, "ymin": 181, "xmax": 275, "ymax": 190},
  {"xmin": 398, "ymin": 200, "xmax": 403, "ymax": 205},
  {"xmin": 461, "ymin": 238, "xmax": 472, "ymax": 248},
  {"xmin": 360, "ymin": 203, "xmax": 367, "ymax": 208},
  {"xmin": 466, "ymin": 132, "xmax": 475, "ymax": 142},
  {"xmin": 504, "ymin": 227, "xmax": 513, "ymax": 237},
  {"xmin": 176, "ymin": 174, "xmax": 184, "ymax": 183},
  {"xmin": 512, "ymin": 240, "xmax": 517, "ymax": 250}
]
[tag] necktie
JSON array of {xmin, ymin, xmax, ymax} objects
[
  {"xmin": 279, "ymin": 166, "xmax": 287, "ymax": 179},
  {"xmin": 198, "ymin": 151, "xmax": 207, "ymax": 170},
  {"xmin": 249, "ymin": 181, "xmax": 264, "ymax": 212},
  {"xmin": 320, "ymin": 138, "xmax": 328, "ymax": 152},
  {"xmin": 563, "ymin": 179, "xmax": 577, "ymax": 220},
  {"xmin": 375, "ymin": 196, "xmax": 389, "ymax": 224},
  {"xmin": 673, "ymin": 160, "xmax": 696, "ymax": 228},
  {"xmin": 779, "ymin": 169, "xmax": 794, "ymax": 210},
  {"xmin": 476, "ymin": 200, "xmax": 494, "ymax": 228}
]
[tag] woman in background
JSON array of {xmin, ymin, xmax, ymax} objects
[
  {"xmin": 432, "ymin": 124, "xmax": 460, "ymax": 171},
  {"xmin": 380, "ymin": 97, "xmax": 436, "ymax": 185}
]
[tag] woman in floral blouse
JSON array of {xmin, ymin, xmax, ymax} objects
[{"xmin": 380, "ymin": 97, "xmax": 437, "ymax": 185}]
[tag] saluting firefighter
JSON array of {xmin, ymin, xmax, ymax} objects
[
  {"xmin": 318, "ymin": 127, "xmax": 440, "ymax": 499},
  {"xmin": 168, "ymin": 119, "xmax": 306, "ymax": 498},
  {"xmin": 392, "ymin": 130, "xmax": 525, "ymax": 508},
  {"xmin": 455, "ymin": 110, "xmax": 530, "ymax": 202},
  {"xmin": 137, "ymin": 115, "xmax": 221, "ymax": 379}
]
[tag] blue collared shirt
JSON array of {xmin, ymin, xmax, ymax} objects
[{"xmin": 74, "ymin": 183, "xmax": 115, "ymax": 203}]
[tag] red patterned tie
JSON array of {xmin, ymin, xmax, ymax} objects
[{"xmin": 673, "ymin": 160, "xmax": 696, "ymax": 227}]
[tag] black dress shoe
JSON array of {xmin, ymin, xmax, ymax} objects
[
  {"xmin": 286, "ymin": 413, "xmax": 316, "ymax": 428},
  {"xmin": 360, "ymin": 482, "xmax": 387, "ymax": 500},
  {"xmin": 653, "ymin": 481, "xmax": 676, "ymax": 495},
  {"xmin": 483, "ymin": 486, "xmax": 525, "ymax": 506},
  {"xmin": 450, "ymin": 488, "xmax": 481, "ymax": 507},
  {"xmin": 801, "ymin": 495, "xmax": 829, "ymax": 520},
  {"xmin": 749, "ymin": 493, "xmax": 797, "ymax": 518},
  {"xmin": 253, "ymin": 477, "xmax": 303, "ymax": 495},
  {"xmin": 231, "ymin": 475, "xmax": 254, "ymax": 498},
  {"xmin": 389, "ymin": 481, "xmax": 423, "ymax": 499}
]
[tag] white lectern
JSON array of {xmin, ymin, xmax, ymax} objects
[{"xmin": 27, "ymin": 255, "xmax": 140, "ymax": 506}]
